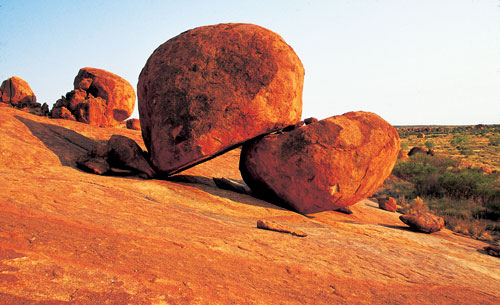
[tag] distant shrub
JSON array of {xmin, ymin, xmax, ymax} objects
[
  {"xmin": 489, "ymin": 135, "xmax": 500, "ymax": 146},
  {"xmin": 425, "ymin": 141, "xmax": 435, "ymax": 149},
  {"xmin": 450, "ymin": 134, "xmax": 470, "ymax": 147}
]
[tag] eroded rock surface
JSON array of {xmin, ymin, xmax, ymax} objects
[
  {"xmin": 240, "ymin": 111, "xmax": 400, "ymax": 214},
  {"xmin": 138, "ymin": 23, "xmax": 304, "ymax": 175},
  {"xmin": 125, "ymin": 118, "xmax": 141, "ymax": 130},
  {"xmin": 51, "ymin": 67, "xmax": 135, "ymax": 127}
]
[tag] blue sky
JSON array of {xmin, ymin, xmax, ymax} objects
[{"xmin": 1, "ymin": 0, "xmax": 499, "ymax": 125}]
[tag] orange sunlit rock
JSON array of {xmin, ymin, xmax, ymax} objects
[
  {"xmin": 240, "ymin": 111, "xmax": 400, "ymax": 214},
  {"xmin": 138, "ymin": 23, "xmax": 304, "ymax": 175},
  {"xmin": 51, "ymin": 67, "xmax": 135, "ymax": 127}
]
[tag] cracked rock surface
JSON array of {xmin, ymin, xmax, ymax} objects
[
  {"xmin": 240, "ymin": 111, "xmax": 401, "ymax": 214},
  {"xmin": 138, "ymin": 23, "xmax": 304, "ymax": 176}
]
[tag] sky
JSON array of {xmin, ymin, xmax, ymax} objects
[{"xmin": 1, "ymin": 0, "xmax": 499, "ymax": 125}]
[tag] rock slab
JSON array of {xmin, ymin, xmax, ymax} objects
[
  {"xmin": 138, "ymin": 23, "xmax": 304, "ymax": 175},
  {"xmin": 51, "ymin": 67, "xmax": 135, "ymax": 127},
  {"xmin": 240, "ymin": 111, "xmax": 400, "ymax": 214}
]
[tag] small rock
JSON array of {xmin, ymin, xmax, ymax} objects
[
  {"xmin": 76, "ymin": 156, "xmax": 110, "ymax": 175},
  {"xmin": 51, "ymin": 106, "xmax": 76, "ymax": 121},
  {"xmin": 213, "ymin": 177, "xmax": 251, "ymax": 195},
  {"xmin": 484, "ymin": 245, "xmax": 500, "ymax": 257},
  {"xmin": 125, "ymin": 118, "xmax": 141, "ymax": 131},
  {"xmin": 256, "ymin": 220, "xmax": 307, "ymax": 237},
  {"xmin": 107, "ymin": 135, "xmax": 156, "ymax": 178},
  {"xmin": 0, "ymin": 76, "xmax": 37, "ymax": 108},
  {"xmin": 377, "ymin": 197, "xmax": 397, "ymax": 212},
  {"xmin": 399, "ymin": 213, "xmax": 444, "ymax": 233},
  {"xmin": 304, "ymin": 117, "xmax": 318, "ymax": 125}
]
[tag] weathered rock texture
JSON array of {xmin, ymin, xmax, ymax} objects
[
  {"xmin": 0, "ymin": 76, "xmax": 48, "ymax": 115},
  {"xmin": 51, "ymin": 67, "xmax": 135, "ymax": 127},
  {"xmin": 400, "ymin": 213, "xmax": 445, "ymax": 233},
  {"xmin": 138, "ymin": 23, "xmax": 304, "ymax": 175},
  {"xmin": 240, "ymin": 111, "xmax": 401, "ymax": 214},
  {"xmin": 0, "ymin": 107, "xmax": 499, "ymax": 304}
]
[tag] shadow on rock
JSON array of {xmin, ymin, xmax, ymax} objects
[
  {"xmin": 15, "ymin": 115, "xmax": 97, "ymax": 167},
  {"xmin": 167, "ymin": 174, "xmax": 286, "ymax": 211}
]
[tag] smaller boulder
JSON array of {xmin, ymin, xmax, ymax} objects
[
  {"xmin": 107, "ymin": 135, "xmax": 155, "ymax": 178},
  {"xmin": 400, "ymin": 213, "xmax": 444, "ymax": 233},
  {"xmin": 0, "ymin": 76, "xmax": 48, "ymax": 116},
  {"xmin": 77, "ymin": 135, "xmax": 155, "ymax": 178},
  {"xmin": 125, "ymin": 118, "xmax": 141, "ymax": 131},
  {"xmin": 377, "ymin": 197, "xmax": 397, "ymax": 212},
  {"xmin": 304, "ymin": 117, "xmax": 318, "ymax": 125}
]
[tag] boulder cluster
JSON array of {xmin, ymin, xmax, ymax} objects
[
  {"xmin": 51, "ymin": 67, "xmax": 136, "ymax": 127},
  {"xmin": 1, "ymin": 68, "xmax": 138, "ymax": 129},
  {"xmin": 4, "ymin": 23, "xmax": 402, "ymax": 215},
  {"xmin": 136, "ymin": 23, "xmax": 401, "ymax": 214}
]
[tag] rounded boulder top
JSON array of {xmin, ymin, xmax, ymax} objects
[
  {"xmin": 0, "ymin": 76, "xmax": 37, "ymax": 107},
  {"xmin": 74, "ymin": 67, "xmax": 136, "ymax": 125},
  {"xmin": 138, "ymin": 23, "xmax": 304, "ymax": 175}
]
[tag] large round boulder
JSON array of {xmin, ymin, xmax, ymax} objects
[
  {"xmin": 0, "ymin": 76, "xmax": 37, "ymax": 107},
  {"xmin": 51, "ymin": 67, "xmax": 135, "ymax": 127},
  {"xmin": 138, "ymin": 23, "xmax": 304, "ymax": 175},
  {"xmin": 240, "ymin": 111, "xmax": 400, "ymax": 214}
]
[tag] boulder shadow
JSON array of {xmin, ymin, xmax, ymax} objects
[
  {"xmin": 15, "ymin": 115, "xmax": 98, "ymax": 167},
  {"xmin": 378, "ymin": 224, "xmax": 417, "ymax": 232},
  {"xmin": 167, "ymin": 174, "xmax": 286, "ymax": 211}
]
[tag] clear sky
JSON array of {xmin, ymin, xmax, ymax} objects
[{"xmin": 1, "ymin": 0, "xmax": 499, "ymax": 125}]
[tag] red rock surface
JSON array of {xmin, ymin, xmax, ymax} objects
[
  {"xmin": 51, "ymin": 67, "xmax": 135, "ymax": 127},
  {"xmin": 240, "ymin": 111, "xmax": 401, "ymax": 214},
  {"xmin": 138, "ymin": 23, "xmax": 304, "ymax": 175},
  {"xmin": 400, "ymin": 213, "xmax": 445, "ymax": 233},
  {"xmin": 1, "ymin": 107, "xmax": 499, "ymax": 304}
]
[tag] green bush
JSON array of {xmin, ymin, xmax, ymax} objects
[
  {"xmin": 425, "ymin": 141, "xmax": 435, "ymax": 149},
  {"xmin": 489, "ymin": 135, "xmax": 500, "ymax": 146},
  {"xmin": 450, "ymin": 134, "xmax": 470, "ymax": 147}
]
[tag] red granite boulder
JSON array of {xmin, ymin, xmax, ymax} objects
[
  {"xmin": 377, "ymin": 196, "xmax": 398, "ymax": 212},
  {"xmin": 240, "ymin": 111, "xmax": 400, "ymax": 214},
  {"xmin": 138, "ymin": 23, "xmax": 304, "ymax": 175},
  {"xmin": 0, "ymin": 76, "xmax": 48, "ymax": 116},
  {"xmin": 400, "ymin": 213, "xmax": 445, "ymax": 233},
  {"xmin": 0, "ymin": 76, "xmax": 36, "ymax": 107},
  {"xmin": 51, "ymin": 67, "xmax": 135, "ymax": 127}
]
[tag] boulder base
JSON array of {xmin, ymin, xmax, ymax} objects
[
  {"xmin": 138, "ymin": 23, "xmax": 304, "ymax": 175},
  {"xmin": 240, "ymin": 111, "xmax": 400, "ymax": 214}
]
